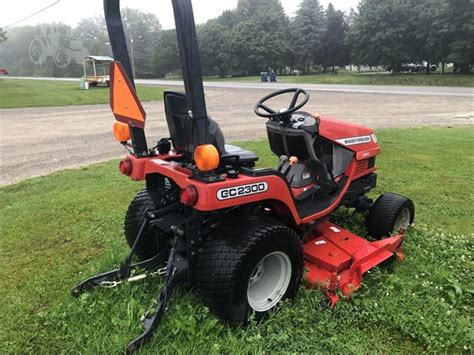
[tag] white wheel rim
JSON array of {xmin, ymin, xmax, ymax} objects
[
  {"xmin": 394, "ymin": 206, "xmax": 411, "ymax": 231},
  {"xmin": 247, "ymin": 251, "xmax": 292, "ymax": 312}
]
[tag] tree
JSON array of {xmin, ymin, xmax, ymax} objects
[
  {"xmin": 320, "ymin": 3, "xmax": 350, "ymax": 73},
  {"xmin": 443, "ymin": 0, "xmax": 474, "ymax": 73},
  {"xmin": 346, "ymin": 8, "xmax": 357, "ymax": 28},
  {"xmin": 0, "ymin": 28, "xmax": 6, "ymax": 43},
  {"xmin": 197, "ymin": 21, "xmax": 231, "ymax": 77},
  {"xmin": 157, "ymin": 0, "xmax": 293, "ymax": 77},
  {"xmin": 216, "ymin": 9, "xmax": 238, "ymax": 28},
  {"xmin": 344, "ymin": 8, "xmax": 358, "ymax": 70},
  {"xmin": 152, "ymin": 29, "xmax": 180, "ymax": 77},
  {"xmin": 0, "ymin": 25, "xmax": 39, "ymax": 75},
  {"xmin": 408, "ymin": 0, "xmax": 449, "ymax": 74},
  {"xmin": 349, "ymin": 0, "xmax": 417, "ymax": 73},
  {"xmin": 121, "ymin": 8, "xmax": 162, "ymax": 77},
  {"xmin": 291, "ymin": 0, "xmax": 326, "ymax": 73},
  {"xmin": 228, "ymin": 0, "xmax": 292, "ymax": 75},
  {"xmin": 74, "ymin": 16, "xmax": 111, "ymax": 56},
  {"xmin": 75, "ymin": 9, "xmax": 162, "ymax": 77}
]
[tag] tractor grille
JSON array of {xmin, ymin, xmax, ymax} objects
[
  {"xmin": 368, "ymin": 157, "xmax": 376, "ymax": 169},
  {"xmin": 354, "ymin": 159, "xmax": 369, "ymax": 176}
]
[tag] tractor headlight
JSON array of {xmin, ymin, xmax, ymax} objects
[{"xmin": 371, "ymin": 133, "xmax": 378, "ymax": 143}]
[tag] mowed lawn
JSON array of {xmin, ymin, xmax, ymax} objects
[
  {"xmin": 207, "ymin": 72, "xmax": 474, "ymax": 87},
  {"xmin": 0, "ymin": 79, "xmax": 166, "ymax": 109},
  {"xmin": 1, "ymin": 127, "xmax": 473, "ymax": 353}
]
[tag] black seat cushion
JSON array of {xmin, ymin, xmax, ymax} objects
[{"xmin": 225, "ymin": 144, "xmax": 258, "ymax": 164}]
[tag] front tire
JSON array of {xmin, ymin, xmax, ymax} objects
[
  {"xmin": 194, "ymin": 214, "xmax": 303, "ymax": 325},
  {"xmin": 366, "ymin": 192, "xmax": 415, "ymax": 239}
]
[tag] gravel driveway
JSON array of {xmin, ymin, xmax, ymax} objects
[{"xmin": 1, "ymin": 87, "xmax": 472, "ymax": 185}]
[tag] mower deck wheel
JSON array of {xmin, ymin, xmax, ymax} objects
[
  {"xmin": 366, "ymin": 192, "xmax": 415, "ymax": 239},
  {"xmin": 194, "ymin": 214, "xmax": 303, "ymax": 325}
]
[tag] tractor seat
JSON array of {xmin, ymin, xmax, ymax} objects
[
  {"xmin": 163, "ymin": 91, "xmax": 258, "ymax": 165},
  {"xmin": 225, "ymin": 144, "xmax": 258, "ymax": 164}
]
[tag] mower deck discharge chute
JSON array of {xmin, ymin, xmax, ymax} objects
[{"xmin": 72, "ymin": 0, "xmax": 415, "ymax": 352}]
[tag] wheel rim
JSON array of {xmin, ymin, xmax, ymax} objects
[
  {"xmin": 247, "ymin": 251, "xmax": 292, "ymax": 312},
  {"xmin": 394, "ymin": 206, "xmax": 411, "ymax": 231}
]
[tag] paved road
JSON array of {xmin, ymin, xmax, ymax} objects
[
  {"xmin": 1, "ymin": 85, "xmax": 472, "ymax": 186},
  {"xmin": 7, "ymin": 76, "xmax": 474, "ymax": 97}
]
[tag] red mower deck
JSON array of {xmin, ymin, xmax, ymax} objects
[{"xmin": 303, "ymin": 220, "xmax": 404, "ymax": 307}]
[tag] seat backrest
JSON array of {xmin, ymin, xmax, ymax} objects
[
  {"xmin": 164, "ymin": 91, "xmax": 226, "ymax": 156},
  {"xmin": 164, "ymin": 91, "xmax": 193, "ymax": 154}
]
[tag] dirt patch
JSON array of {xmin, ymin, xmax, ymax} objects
[{"xmin": 1, "ymin": 87, "xmax": 472, "ymax": 185}]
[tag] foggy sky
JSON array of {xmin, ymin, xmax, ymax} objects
[{"xmin": 1, "ymin": 0, "xmax": 359, "ymax": 30}]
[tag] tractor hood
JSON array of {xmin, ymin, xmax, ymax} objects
[{"xmin": 319, "ymin": 116, "xmax": 379, "ymax": 156}]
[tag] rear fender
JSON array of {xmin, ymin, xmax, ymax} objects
[{"xmin": 126, "ymin": 155, "xmax": 302, "ymax": 224}]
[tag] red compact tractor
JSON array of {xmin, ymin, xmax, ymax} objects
[{"xmin": 72, "ymin": 0, "xmax": 414, "ymax": 352}]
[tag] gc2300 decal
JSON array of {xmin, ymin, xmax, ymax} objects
[{"xmin": 217, "ymin": 182, "xmax": 268, "ymax": 200}]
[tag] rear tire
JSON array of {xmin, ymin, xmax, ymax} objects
[
  {"xmin": 366, "ymin": 192, "xmax": 415, "ymax": 239},
  {"xmin": 124, "ymin": 189, "xmax": 165, "ymax": 260},
  {"xmin": 194, "ymin": 214, "xmax": 303, "ymax": 325}
]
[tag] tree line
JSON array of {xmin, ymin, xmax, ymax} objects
[
  {"xmin": 0, "ymin": 28, "xmax": 6, "ymax": 43},
  {"xmin": 0, "ymin": 0, "xmax": 472, "ymax": 77}
]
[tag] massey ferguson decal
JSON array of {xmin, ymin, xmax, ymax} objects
[
  {"xmin": 217, "ymin": 182, "xmax": 268, "ymax": 200},
  {"xmin": 336, "ymin": 135, "xmax": 372, "ymax": 146}
]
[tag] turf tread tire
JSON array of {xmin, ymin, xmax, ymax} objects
[
  {"xmin": 124, "ymin": 189, "xmax": 157, "ymax": 260},
  {"xmin": 366, "ymin": 192, "xmax": 415, "ymax": 239},
  {"xmin": 194, "ymin": 214, "xmax": 303, "ymax": 325}
]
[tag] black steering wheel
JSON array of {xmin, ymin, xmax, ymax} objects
[{"xmin": 254, "ymin": 88, "xmax": 310, "ymax": 121}]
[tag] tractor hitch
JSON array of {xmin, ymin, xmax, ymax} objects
[
  {"xmin": 71, "ymin": 211, "xmax": 188, "ymax": 353},
  {"xmin": 70, "ymin": 251, "xmax": 168, "ymax": 297},
  {"xmin": 71, "ymin": 211, "xmax": 163, "ymax": 297},
  {"xmin": 127, "ymin": 226, "xmax": 188, "ymax": 353}
]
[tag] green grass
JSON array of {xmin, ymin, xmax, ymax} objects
[
  {"xmin": 1, "ymin": 126, "xmax": 473, "ymax": 353},
  {"xmin": 207, "ymin": 72, "xmax": 474, "ymax": 87},
  {"xmin": 0, "ymin": 79, "xmax": 166, "ymax": 109}
]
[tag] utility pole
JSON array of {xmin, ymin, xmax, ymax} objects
[{"xmin": 130, "ymin": 36, "xmax": 135, "ymax": 78}]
